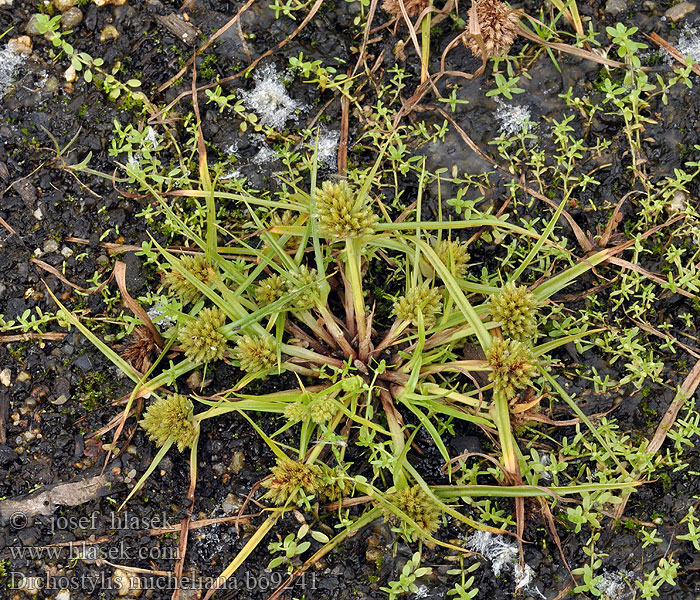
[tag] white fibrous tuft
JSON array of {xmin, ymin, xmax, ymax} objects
[
  {"xmin": 0, "ymin": 43, "xmax": 25, "ymax": 95},
  {"xmin": 676, "ymin": 27, "xmax": 700, "ymax": 63},
  {"xmin": 316, "ymin": 129, "xmax": 340, "ymax": 169},
  {"xmin": 241, "ymin": 64, "xmax": 304, "ymax": 130},
  {"xmin": 495, "ymin": 101, "xmax": 533, "ymax": 137}
]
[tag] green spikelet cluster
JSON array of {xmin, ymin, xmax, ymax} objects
[
  {"xmin": 234, "ymin": 335, "xmax": 277, "ymax": 374},
  {"xmin": 316, "ymin": 180, "xmax": 378, "ymax": 238},
  {"xmin": 393, "ymin": 281, "xmax": 442, "ymax": 327},
  {"xmin": 383, "ymin": 485, "xmax": 441, "ymax": 537},
  {"xmin": 165, "ymin": 254, "xmax": 213, "ymax": 305},
  {"xmin": 436, "ymin": 238, "xmax": 470, "ymax": 279},
  {"xmin": 489, "ymin": 282, "xmax": 538, "ymax": 341},
  {"xmin": 486, "ymin": 338, "xmax": 536, "ymax": 399},
  {"xmin": 267, "ymin": 210, "xmax": 300, "ymax": 250},
  {"xmin": 140, "ymin": 394, "xmax": 197, "ymax": 452},
  {"xmin": 284, "ymin": 401, "xmax": 307, "ymax": 423},
  {"xmin": 309, "ymin": 395, "xmax": 337, "ymax": 424},
  {"xmin": 261, "ymin": 457, "xmax": 322, "ymax": 505},
  {"xmin": 177, "ymin": 307, "xmax": 228, "ymax": 364},
  {"xmin": 256, "ymin": 274, "xmax": 286, "ymax": 305},
  {"xmin": 289, "ymin": 265, "xmax": 320, "ymax": 310}
]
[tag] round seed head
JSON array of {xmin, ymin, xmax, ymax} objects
[
  {"xmin": 267, "ymin": 210, "xmax": 300, "ymax": 251},
  {"xmin": 393, "ymin": 281, "xmax": 442, "ymax": 327},
  {"xmin": 177, "ymin": 307, "xmax": 228, "ymax": 364},
  {"xmin": 256, "ymin": 274, "xmax": 287, "ymax": 305},
  {"xmin": 381, "ymin": 0, "xmax": 429, "ymax": 19},
  {"xmin": 383, "ymin": 485, "xmax": 441, "ymax": 538},
  {"xmin": 463, "ymin": 0, "xmax": 519, "ymax": 59},
  {"xmin": 165, "ymin": 254, "xmax": 213, "ymax": 305},
  {"xmin": 308, "ymin": 395, "xmax": 337, "ymax": 424},
  {"xmin": 261, "ymin": 457, "xmax": 322, "ymax": 505},
  {"xmin": 140, "ymin": 393, "xmax": 197, "ymax": 452},
  {"xmin": 316, "ymin": 180, "xmax": 378, "ymax": 238},
  {"xmin": 489, "ymin": 282, "xmax": 538, "ymax": 341},
  {"xmin": 234, "ymin": 334, "xmax": 277, "ymax": 374},
  {"xmin": 486, "ymin": 337, "xmax": 535, "ymax": 399},
  {"xmin": 284, "ymin": 401, "xmax": 308, "ymax": 423},
  {"xmin": 289, "ymin": 265, "xmax": 320, "ymax": 311},
  {"xmin": 435, "ymin": 238, "xmax": 471, "ymax": 279}
]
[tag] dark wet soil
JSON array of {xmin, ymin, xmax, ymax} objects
[{"xmin": 2, "ymin": 0, "xmax": 700, "ymax": 598}]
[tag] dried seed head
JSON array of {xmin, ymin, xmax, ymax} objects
[
  {"xmin": 316, "ymin": 180, "xmax": 378, "ymax": 238},
  {"xmin": 435, "ymin": 238, "xmax": 471, "ymax": 279},
  {"xmin": 234, "ymin": 334, "xmax": 277, "ymax": 374},
  {"xmin": 486, "ymin": 337, "xmax": 535, "ymax": 399},
  {"xmin": 489, "ymin": 282, "xmax": 538, "ymax": 341},
  {"xmin": 383, "ymin": 485, "xmax": 441, "ymax": 538},
  {"xmin": 140, "ymin": 393, "xmax": 197, "ymax": 452},
  {"xmin": 393, "ymin": 281, "xmax": 442, "ymax": 327},
  {"xmin": 261, "ymin": 457, "xmax": 322, "ymax": 505},
  {"xmin": 117, "ymin": 326, "xmax": 160, "ymax": 373},
  {"xmin": 308, "ymin": 395, "xmax": 337, "ymax": 424},
  {"xmin": 177, "ymin": 307, "xmax": 228, "ymax": 364},
  {"xmin": 165, "ymin": 254, "xmax": 213, "ymax": 305},
  {"xmin": 256, "ymin": 274, "xmax": 287, "ymax": 305},
  {"xmin": 381, "ymin": 0, "xmax": 429, "ymax": 19},
  {"xmin": 289, "ymin": 265, "xmax": 320, "ymax": 310},
  {"xmin": 464, "ymin": 0, "xmax": 519, "ymax": 59}
]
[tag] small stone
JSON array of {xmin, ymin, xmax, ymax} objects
[
  {"xmin": 100, "ymin": 25, "xmax": 119, "ymax": 43},
  {"xmin": 113, "ymin": 568, "xmax": 142, "ymax": 597},
  {"xmin": 44, "ymin": 76, "xmax": 60, "ymax": 93},
  {"xmin": 25, "ymin": 14, "xmax": 43, "ymax": 36},
  {"xmin": 221, "ymin": 492, "xmax": 243, "ymax": 514},
  {"xmin": 33, "ymin": 207, "xmax": 43, "ymax": 220},
  {"xmin": 43, "ymin": 239, "xmax": 59, "ymax": 253},
  {"xmin": 61, "ymin": 246, "xmax": 74, "ymax": 258},
  {"xmin": 667, "ymin": 190, "xmax": 688, "ymax": 213},
  {"xmin": 605, "ymin": 0, "xmax": 628, "ymax": 15},
  {"xmin": 18, "ymin": 576, "xmax": 42, "ymax": 595},
  {"xmin": 64, "ymin": 65, "xmax": 77, "ymax": 82},
  {"xmin": 61, "ymin": 7, "xmax": 83, "ymax": 29},
  {"xmin": 8, "ymin": 36, "xmax": 32, "ymax": 55},
  {"xmin": 0, "ymin": 368, "xmax": 11, "ymax": 387},
  {"xmin": 56, "ymin": 589, "xmax": 71, "ymax": 600},
  {"xmin": 16, "ymin": 370, "xmax": 31, "ymax": 383},
  {"xmin": 185, "ymin": 370, "xmax": 202, "ymax": 389},
  {"xmin": 642, "ymin": 0, "xmax": 656, "ymax": 10},
  {"xmin": 229, "ymin": 451, "xmax": 245, "ymax": 474},
  {"xmin": 665, "ymin": 2, "xmax": 696, "ymax": 21},
  {"xmin": 54, "ymin": 0, "xmax": 76, "ymax": 10}
]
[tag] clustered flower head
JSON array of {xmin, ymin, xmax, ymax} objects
[
  {"xmin": 268, "ymin": 210, "xmax": 300, "ymax": 251},
  {"xmin": 140, "ymin": 393, "xmax": 197, "ymax": 452},
  {"xmin": 234, "ymin": 334, "xmax": 277, "ymax": 374},
  {"xmin": 256, "ymin": 274, "xmax": 286, "ymax": 305},
  {"xmin": 489, "ymin": 282, "xmax": 538, "ymax": 341},
  {"xmin": 177, "ymin": 307, "xmax": 228, "ymax": 364},
  {"xmin": 463, "ymin": 0, "xmax": 520, "ymax": 59},
  {"xmin": 289, "ymin": 265, "xmax": 320, "ymax": 310},
  {"xmin": 316, "ymin": 180, "xmax": 378, "ymax": 238},
  {"xmin": 284, "ymin": 393, "xmax": 338, "ymax": 424},
  {"xmin": 308, "ymin": 394, "xmax": 338, "ymax": 424},
  {"xmin": 381, "ymin": 0, "xmax": 429, "ymax": 19},
  {"xmin": 486, "ymin": 338, "xmax": 535, "ymax": 399},
  {"xmin": 383, "ymin": 485, "xmax": 441, "ymax": 538},
  {"xmin": 436, "ymin": 238, "xmax": 471, "ymax": 279},
  {"xmin": 261, "ymin": 457, "xmax": 322, "ymax": 505},
  {"xmin": 165, "ymin": 254, "xmax": 214, "ymax": 305},
  {"xmin": 394, "ymin": 281, "xmax": 442, "ymax": 327}
]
